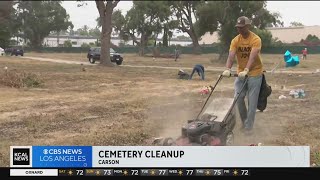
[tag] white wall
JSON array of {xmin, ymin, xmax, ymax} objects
[{"xmin": 43, "ymin": 36, "xmax": 193, "ymax": 47}]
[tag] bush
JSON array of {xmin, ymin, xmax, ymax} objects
[
  {"xmin": 63, "ymin": 40, "xmax": 72, "ymax": 47},
  {"xmin": 314, "ymin": 151, "xmax": 320, "ymax": 167},
  {"xmin": 81, "ymin": 43, "xmax": 91, "ymax": 48},
  {"xmin": 0, "ymin": 69, "xmax": 43, "ymax": 88}
]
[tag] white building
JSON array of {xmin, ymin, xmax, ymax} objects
[
  {"xmin": 199, "ymin": 25, "xmax": 320, "ymax": 44},
  {"xmin": 44, "ymin": 35, "xmax": 100, "ymax": 47},
  {"xmin": 43, "ymin": 35, "xmax": 193, "ymax": 47}
]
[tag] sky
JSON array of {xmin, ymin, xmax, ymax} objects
[{"xmin": 62, "ymin": 1, "xmax": 320, "ymax": 31}]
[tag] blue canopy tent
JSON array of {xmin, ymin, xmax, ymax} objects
[{"xmin": 284, "ymin": 50, "xmax": 300, "ymax": 67}]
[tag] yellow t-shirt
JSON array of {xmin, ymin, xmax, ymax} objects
[{"xmin": 229, "ymin": 31, "xmax": 263, "ymax": 77}]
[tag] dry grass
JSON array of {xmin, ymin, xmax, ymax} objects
[
  {"xmin": 0, "ymin": 53, "xmax": 320, "ymax": 167},
  {"xmin": 25, "ymin": 52, "xmax": 320, "ymax": 71},
  {"xmin": 0, "ymin": 69, "xmax": 43, "ymax": 88}
]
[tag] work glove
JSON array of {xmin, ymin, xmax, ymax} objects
[
  {"xmin": 222, "ymin": 69, "xmax": 231, "ymax": 77},
  {"xmin": 238, "ymin": 68, "xmax": 249, "ymax": 80}
]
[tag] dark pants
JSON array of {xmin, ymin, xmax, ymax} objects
[
  {"xmin": 303, "ymin": 54, "xmax": 307, "ymax": 60},
  {"xmin": 189, "ymin": 67, "xmax": 204, "ymax": 80},
  {"xmin": 174, "ymin": 52, "xmax": 179, "ymax": 61}
]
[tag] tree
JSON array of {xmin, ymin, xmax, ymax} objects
[
  {"xmin": 110, "ymin": 10, "xmax": 131, "ymax": 44},
  {"xmin": 168, "ymin": 31, "xmax": 173, "ymax": 46},
  {"xmin": 251, "ymin": 29, "xmax": 272, "ymax": 47},
  {"xmin": 51, "ymin": 3, "xmax": 73, "ymax": 47},
  {"xmin": 290, "ymin": 21, "xmax": 304, "ymax": 27},
  {"xmin": 162, "ymin": 20, "xmax": 179, "ymax": 47},
  {"xmin": 305, "ymin": 34, "xmax": 320, "ymax": 42},
  {"xmin": 15, "ymin": 1, "xmax": 73, "ymax": 48},
  {"xmin": 96, "ymin": 9, "xmax": 128, "ymax": 42},
  {"xmin": 89, "ymin": 27, "xmax": 101, "ymax": 40},
  {"xmin": 0, "ymin": 1, "xmax": 12, "ymax": 24},
  {"xmin": 95, "ymin": 0, "xmax": 119, "ymax": 66},
  {"xmin": 119, "ymin": 1, "xmax": 171, "ymax": 56},
  {"xmin": 169, "ymin": 1, "xmax": 204, "ymax": 54},
  {"xmin": 0, "ymin": 1, "xmax": 19, "ymax": 48},
  {"xmin": 300, "ymin": 34, "xmax": 320, "ymax": 46},
  {"xmin": 196, "ymin": 1, "xmax": 283, "ymax": 61},
  {"xmin": 76, "ymin": 25, "xmax": 90, "ymax": 36}
]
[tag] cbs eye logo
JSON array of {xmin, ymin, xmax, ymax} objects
[{"xmin": 13, "ymin": 148, "xmax": 30, "ymax": 165}]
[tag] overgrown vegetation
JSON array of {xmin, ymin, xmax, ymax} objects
[
  {"xmin": 0, "ymin": 69, "xmax": 43, "ymax": 88},
  {"xmin": 314, "ymin": 151, "xmax": 320, "ymax": 166}
]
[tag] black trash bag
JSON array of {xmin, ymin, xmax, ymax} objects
[
  {"xmin": 178, "ymin": 69, "xmax": 190, "ymax": 80},
  {"xmin": 257, "ymin": 74, "xmax": 272, "ymax": 112}
]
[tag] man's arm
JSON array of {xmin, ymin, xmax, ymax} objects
[
  {"xmin": 245, "ymin": 48, "xmax": 260, "ymax": 70},
  {"xmin": 226, "ymin": 50, "xmax": 236, "ymax": 69},
  {"xmin": 245, "ymin": 37, "xmax": 262, "ymax": 70}
]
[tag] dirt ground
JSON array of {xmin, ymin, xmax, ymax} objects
[{"xmin": 0, "ymin": 53, "xmax": 319, "ymax": 167}]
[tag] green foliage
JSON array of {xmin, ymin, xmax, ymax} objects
[
  {"xmin": 76, "ymin": 25, "xmax": 90, "ymax": 36},
  {"xmin": 251, "ymin": 29, "xmax": 272, "ymax": 47},
  {"xmin": 169, "ymin": 1, "xmax": 204, "ymax": 53},
  {"xmin": 0, "ymin": 1, "xmax": 19, "ymax": 48},
  {"xmin": 122, "ymin": 1, "xmax": 172, "ymax": 55},
  {"xmin": 314, "ymin": 151, "xmax": 320, "ymax": 166},
  {"xmin": 81, "ymin": 43, "xmax": 91, "ymax": 48},
  {"xmin": 196, "ymin": 1, "xmax": 283, "ymax": 59},
  {"xmin": 162, "ymin": 19, "xmax": 179, "ymax": 47},
  {"xmin": 271, "ymin": 37, "xmax": 283, "ymax": 47},
  {"xmin": 89, "ymin": 27, "xmax": 101, "ymax": 38},
  {"xmin": 147, "ymin": 39, "xmax": 155, "ymax": 46},
  {"xmin": 112, "ymin": 10, "xmax": 126, "ymax": 32},
  {"xmin": 305, "ymin": 34, "xmax": 320, "ymax": 42},
  {"xmin": 15, "ymin": 1, "xmax": 73, "ymax": 48},
  {"xmin": 23, "ymin": 74, "xmax": 43, "ymax": 88},
  {"xmin": 290, "ymin": 21, "xmax": 304, "ymax": 27},
  {"xmin": 63, "ymin": 40, "xmax": 72, "ymax": 47}
]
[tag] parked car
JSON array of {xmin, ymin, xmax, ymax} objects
[
  {"xmin": 11, "ymin": 46, "xmax": 24, "ymax": 56},
  {"xmin": 0, "ymin": 47, "xmax": 4, "ymax": 56},
  {"xmin": 87, "ymin": 47, "xmax": 123, "ymax": 65},
  {"xmin": 5, "ymin": 46, "xmax": 24, "ymax": 56}
]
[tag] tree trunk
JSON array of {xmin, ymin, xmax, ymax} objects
[
  {"xmin": 100, "ymin": 8, "xmax": 113, "ymax": 66},
  {"xmin": 96, "ymin": 0, "xmax": 119, "ymax": 67},
  {"xmin": 163, "ymin": 28, "xmax": 168, "ymax": 47},
  {"xmin": 217, "ymin": 43, "xmax": 229, "ymax": 63},
  {"xmin": 190, "ymin": 35, "xmax": 201, "ymax": 55},
  {"xmin": 217, "ymin": 31, "xmax": 233, "ymax": 63},
  {"xmin": 57, "ymin": 31, "xmax": 60, "ymax": 47},
  {"xmin": 139, "ymin": 34, "xmax": 147, "ymax": 56},
  {"xmin": 188, "ymin": 30, "xmax": 201, "ymax": 55},
  {"xmin": 30, "ymin": 35, "xmax": 42, "ymax": 50}
]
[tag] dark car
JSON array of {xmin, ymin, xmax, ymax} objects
[
  {"xmin": 6, "ymin": 46, "xmax": 24, "ymax": 56},
  {"xmin": 87, "ymin": 47, "xmax": 123, "ymax": 65}
]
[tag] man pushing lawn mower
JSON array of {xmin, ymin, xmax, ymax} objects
[
  {"xmin": 222, "ymin": 16, "xmax": 264, "ymax": 135},
  {"xmin": 153, "ymin": 16, "xmax": 269, "ymax": 146}
]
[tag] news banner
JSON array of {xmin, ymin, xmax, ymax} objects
[{"xmin": 7, "ymin": 146, "xmax": 318, "ymax": 177}]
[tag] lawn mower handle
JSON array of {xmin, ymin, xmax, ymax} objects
[{"xmin": 196, "ymin": 74, "xmax": 247, "ymax": 120}]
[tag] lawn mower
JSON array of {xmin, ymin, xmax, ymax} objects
[{"xmin": 153, "ymin": 74, "xmax": 248, "ymax": 146}]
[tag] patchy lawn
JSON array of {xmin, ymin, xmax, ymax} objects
[{"xmin": 0, "ymin": 53, "xmax": 319, "ymax": 166}]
